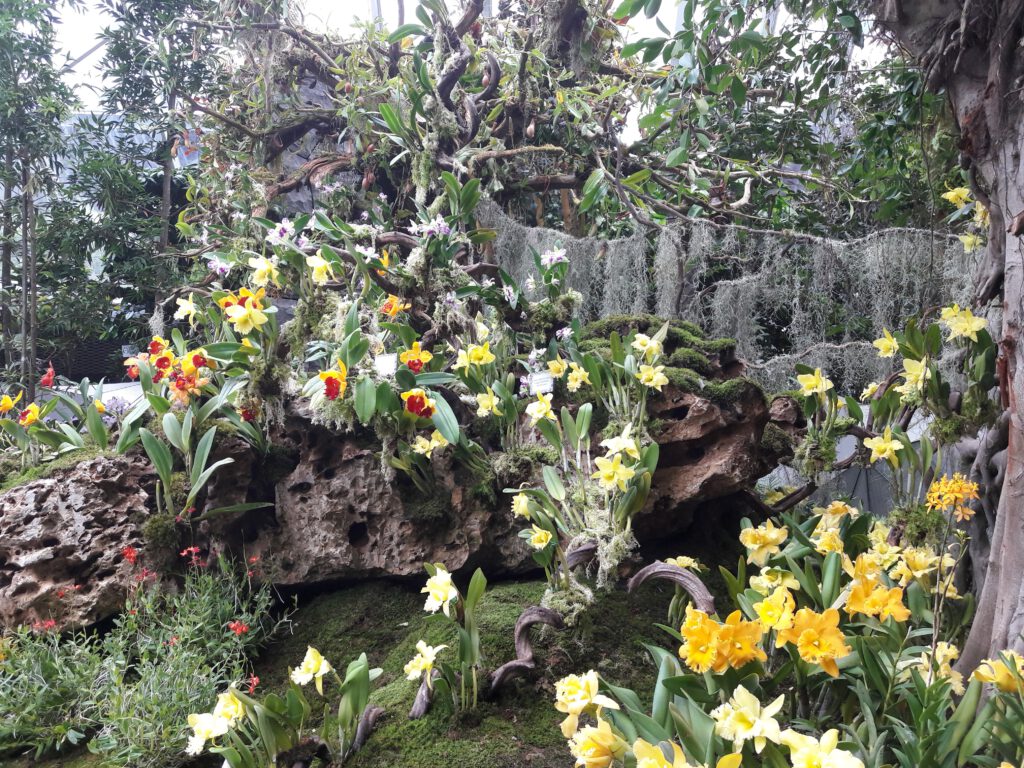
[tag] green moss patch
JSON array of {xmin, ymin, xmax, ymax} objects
[
  {"xmin": 251, "ymin": 577, "xmax": 688, "ymax": 767},
  {"xmin": 0, "ymin": 448, "xmax": 107, "ymax": 494}
]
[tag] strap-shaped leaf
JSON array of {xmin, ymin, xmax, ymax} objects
[
  {"xmin": 162, "ymin": 413, "xmax": 184, "ymax": 453},
  {"xmin": 430, "ymin": 392, "xmax": 460, "ymax": 444},
  {"xmin": 139, "ymin": 428, "xmax": 174, "ymax": 487},
  {"xmin": 191, "ymin": 426, "xmax": 218, "ymax": 488},
  {"xmin": 85, "ymin": 405, "xmax": 108, "ymax": 450}
]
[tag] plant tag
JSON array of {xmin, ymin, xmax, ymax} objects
[
  {"xmin": 529, "ymin": 372, "xmax": 554, "ymax": 395},
  {"xmin": 122, "ymin": 344, "xmax": 140, "ymax": 357},
  {"xmin": 374, "ymin": 353, "xmax": 398, "ymax": 377}
]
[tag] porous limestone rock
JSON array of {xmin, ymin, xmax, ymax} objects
[{"xmin": 0, "ymin": 454, "xmax": 152, "ymax": 629}]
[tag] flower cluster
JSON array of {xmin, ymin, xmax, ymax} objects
[{"xmin": 925, "ymin": 473, "xmax": 979, "ymax": 522}]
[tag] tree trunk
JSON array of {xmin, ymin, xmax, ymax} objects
[
  {"xmin": 159, "ymin": 90, "xmax": 177, "ymax": 253},
  {"xmin": 19, "ymin": 147, "xmax": 33, "ymax": 401},
  {"xmin": 878, "ymin": 0, "xmax": 1024, "ymax": 668},
  {"xmin": 1, "ymin": 145, "xmax": 13, "ymax": 367}
]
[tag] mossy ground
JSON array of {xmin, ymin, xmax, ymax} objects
[
  {"xmin": 0, "ymin": 447, "xmax": 106, "ymax": 493},
  {"xmin": 251, "ymin": 575, "xmax": 693, "ymax": 768}
]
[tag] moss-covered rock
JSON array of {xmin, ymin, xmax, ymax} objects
[
  {"xmin": 251, "ymin": 577, "xmax": 692, "ymax": 767},
  {"xmin": 0, "ymin": 447, "xmax": 106, "ymax": 493}
]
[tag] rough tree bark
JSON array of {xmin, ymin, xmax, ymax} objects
[{"xmin": 878, "ymin": 0, "xmax": 1024, "ymax": 669}]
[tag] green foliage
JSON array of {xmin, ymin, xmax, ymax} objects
[{"xmin": 0, "ymin": 559, "xmax": 278, "ymax": 766}]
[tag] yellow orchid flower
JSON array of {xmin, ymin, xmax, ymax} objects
[
  {"xmin": 567, "ymin": 362, "xmax": 591, "ymax": 392},
  {"xmin": 381, "ymin": 294, "xmax": 411, "ymax": 317},
  {"xmin": 185, "ymin": 711, "xmax": 231, "ymax": 756},
  {"xmin": 863, "ymin": 426, "xmax": 902, "ymax": 465},
  {"xmin": 957, "ymin": 232, "xmax": 984, "ymax": 253},
  {"xmin": 738, "ymin": 519, "xmax": 788, "ymax": 566},
  {"xmin": 399, "ymin": 341, "xmax": 433, "ymax": 373},
  {"xmin": 475, "ymin": 387, "xmax": 503, "ymax": 417},
  {"xmin": 548, "ymin": 357, "xmax": 568, "ymax": 377},
  {"xmin": 17, "ymin": 403, "xmax": 40, "ymax": 427},
  {"xmin": 711, "ymin": 684, "xmax": 784, "ymax": 753},
  {"xmin": 567, "ymin": 717, "xmax": 627, "ymax": 768},
  {"xmin": 637, "ymin": 364, "xmax": 669, "ymax": 391},
  {"xmin": 796, "ymin": 367, "xmax": 833, "ymax": 398},
  {"xmin": 404, "ymin": 640, "xmax": 447, "ymax": 687},
  {"xmin": 872, "ymin": 328, "xmax": 898, "ymax": 358},
  {"xmin": 859, "ymin": 381, "xmax": 879, "ymax": 401},
  {"xmin": 467, "ymin": 342, "xmax": 496, "ymax": 366},
  {"xmin": 526, "ymin": 392, "xmax": 557, "ymax": 424},
  {"xmin": 306, "ymin": 252, "xmax": 335, "ymax": 285},
  {"xmin": 528, "ymin": 524, "xmax": 553, "ymax": 550},
  {"xmin": 174, "ymin": 292, "xmax": 198, "ymax": 327},
  {"xmin": 591, "ymin": 453, "xmax": 636, "ymax": 492},
  {"xmin": 247, "ymin": 255, "xmax": 281, "ymax": 287},
  {"xmin": 422, "ymin": 566, "xmax": 458, "ymax": 617},
  {"xmin": 780, "ymin": 728, "xmax": 865, "ymax": 768},
  {"xmin": 93, "ymin": 399, "xmax": 106, "ymax": 414},
  {"xmin": 512, "ymin": 493, "xmax": 532, "ymax": 520},
  {"xmin": 290, "ymin": 646, "xmax": 334, "ymax": 695},
  {"xmin": 212, "ymin": 690, "xmax": 245, "ymax": 726},
  {"xmin": 754, "ymin": 586, "xmax": 795, "ymax": 631},
  {"xmin": 941, "ymin": 186, "xmax": 972, "ymax": 208},
  {"xmin": 224, "ymin": 302, "xmax": 269, "ymax": 335},
  {"xmin": 0, "ymin": 390, "xmax": 23, "ymax": 414},
  {"xmin": 631, "ymin": 333, "xmax": 663, "ymax": 361},
  {"xmin": 776, "ymin": 608, "xmax": 851, "ymax": 677},
  {"xmin": 972, "ymin": 651, "xmax": 1024, "ymax": 694},
  {"xmin": 600, "ymin": 424, "xmax": 640, "ymax": 459}
]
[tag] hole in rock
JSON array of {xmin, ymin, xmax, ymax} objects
[{"xmin": 347, "ymin": 522, "xmax": 369, "ymax": 548}]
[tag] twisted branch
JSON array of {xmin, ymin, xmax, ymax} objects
[
  {"xmin": 627, "ymin": 562, "xmax": 716, "ymax": 614},
  {"xmin": 489, "ymin": 606, "xmax": 565, "ymax": 693}
]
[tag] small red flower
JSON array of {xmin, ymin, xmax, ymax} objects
[
  {"xmin": 180, "ymin": 546, "xmax": 203, "ymax": 567},
  {"xmin": 248, "ymin": 555, "xmax": 261, "ymax": 564},
  {"xmin": 165, "ymin": 635, "xmax": 179, "ymax": 646},
  {"xmin": 246, "ymin": 674, "xmax": 260, "ymax": 694},
  {"xmin": 240, "ymin": 407, "xmax": 257, "ymax": 422},
  {"xmin": 228, "ymin": 620, "xmax": 250, "ymax": 636},
  {"xmin": 56, "ymin": 588, "xmax": 65, "ymax": 599},
  {"xmin": 323, "ymin": 376, "xmax": 342, "ymax": 401},
  {"xmin": 121, "ymin": 545, "xmax": 139, "ymax": 565},
  {"xmin": 406, "ymin": 359, "xmax": 424, "ymax": 374},
  {"xmin": 135, "ymin": 567, "xmax": 156, "ymax": 582},
  {"xmin": 32, "ymin": 618, "xmax": 58, "ymax": 632},
  {"xmin": 39, "ymin": 363, "xmax": 55, "ymax": 388},
  {"xmin": 148, "ymin": 338, "xmax": 166, "ymax": 355}
]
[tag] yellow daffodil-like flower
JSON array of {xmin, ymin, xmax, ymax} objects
[
  {"xmin": 889, "ymin": 546, "xmax": 940, "ymax": 587},
  {"xmin": 422, "ymin": 566, "xmax": 458, "ymax": 617},
  {"xmin": 0, "ymin": 391, "xmax": 23, "ymax": 413},
  {"xmin": 475, "ymin": 320, "xmax": 490, "ymax": 340},
  {"xmin": 376, "ymin": 248, "xmax": 390, "ymax": 277},
  {"xmin": 749, "ymin": 567, "xmax": 800, "ymax": 596},
  {"xmin": 632, "ymin": 738, "xmax": 690, "ymax": 768},
  {"xmin": 902, "ymin": 641, "xmax": 964, "ymax": 695},
  {"xmin": 512, "ymin": 493, "xmax": 532, "ymax": 520},
  {"xmin": 528, "ymin": 524, "xmax": 553, "ymax": 550},
  {"xmin": 306, "ymin": 252, "xmax": 335, "ymax": 285},
  {"xmin": 567, "ymin": 362, "xmax": 591, "ymax": 392},
  {"xmin": 526, "ymin": 392, "xmax": 557, "ymax": 424},
  {"xmin": 453, "ymin": 349, "xmax": 471, "ymax": 372},
  {"xmin": 926, "ymin": 473, "xmax": 979, "ymax": 522},
  {"xmin": 381, "ymin": 294, "xmax": 411, "ymax": 317},
  {"xmin": 591, "ymin": 453, "xmax": 636, "ymax": 492},
  {"xmin": 290, "ymin": 646, "xmax": 334, "ymax": 695},
  {"xmin": 212, "ymin": 690, "xmax": 245, "ymax": 726},
  {"xmin": 17, "ymin": 403, "xmax": 40, "ymax": 427},
  {"xmin": 476, "ymin": 387, "xmax": 503, "ymax": 417},
  {"xmin": 411, "ymin": 435, "xmax": 436, "ymax": 458},
  {"xmin": 780, "ymin": 728, "xmax": 865, "ymax": 768},
  {"xmin": 941, "ymin": 304, "xmax": 988, "ymax": 342},
  {"xmin": 467, "ymin": 342, "xmax": 496, "ymax": 366},
  {"xmin": 404, "ymin": 640, "xmax": 447, "ymax": 686},
  {"xmin": 796, "ymin": 368, "xmax": 834, "ymax": 398},
  {"xmin": 185, "ymin": 711, "xmax": 231, "ymax": 756},
  {"xmin": 678, "ymin": 606, "xmax": 721, "ymax": 673},
  {"xmin": 754, "ymin": 586, "xmax": 796, "ymax": 631},
  {"xmin": 812, "ymin": 528, "xmax": 844, "ymax": 556},
  {"xmin": 248, "ymin": 255, "xmax": 281, "ymax": 287},
  {"xmin": 600, "ymin": 424, "xmax": 640, "ymax": 460},
  {"xmin": 399, "ymin": 341, "xmax": 434, "ymax": 373},
  {"xmin": 859, "ymin": 381, "xmax": 879, "ymax": 401},
  {"xmin": 568, "ymin": 717, "xmax": 628, "ymax": 768},
  {"xmin": 711, "ymin": 684, "xmax": 784, "ymax": 753},
  {"xmin": 225, "ymin": 302, "xmax": 269, "ymax": 335},
  {"xmin": 664, "ymin": 555, "xmax": 703, "ymax": 571},
  {"xmin": 739, "ymin": 519, "xmax": 788, "ymax": 566},
  {"xmin": 93, "ymin": 399, "xmax": 106, "ymax": 414},
  {"xmin": 554, "ymin": 670, "xmax": 621, "ymax": 738},
  {"xmin": 863, "ymin": 426, "xmax": 903, "ymax": 465},
  {"xmin": 941, "ymin": 186, "xmax": 972, "ymax": 208},
  {"xmin": 972, "ymin": 651, "xmax": 1024, "ymax": 694},
  {"xmin": 631, "ymin": 333, "xmax": 663, "ymax": 361},
  {"xmin": 872, "ymin": 328, "xmax": 898, "ymax": 358},
  {"xmin": 958, "ymin": 232, "xmax": 984, "ymax": 253},
  {"xmin": 846, "ymin": 578, "xmax": 910, "ymax": 623},
  {"xmin": 637, "ymin": 364, "xmax": 669, "ymax": 391},
  {"xmin": 715, "ymin": 610, "xmax": 767, "ymax": 672},
  {"xmin": 174, "ymin": 293, "xmax": 198, "ymax": 327},
  {"xmin": 974, "ymin": 202, "xmax": 990, "ymax": 228},
  {"xmin": 776, "ymin": 608, "xmax": 851, "ymax": 677},
  {"xmin": 812, "ymin": 500, "xmax": 857, "ymax": 537},
  {"xmin": 548, "ymin": 357, "xmax": 568, "ymax": 377}
]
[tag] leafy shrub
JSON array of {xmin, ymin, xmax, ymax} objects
[{"xmin": 0, "ymin": 557, "xmax": 280, "ymax": 767}]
